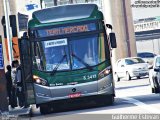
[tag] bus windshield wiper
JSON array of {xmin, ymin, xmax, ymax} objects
[
  {"xmin": 71, "ymin": 53, "xmax": 93, "ymax": 70},
  {"xmin": 51, "ymin": 55, "xmax": 67, "ymax": 76}
]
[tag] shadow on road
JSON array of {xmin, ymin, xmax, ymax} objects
[
  {"xmin": 30, "ymin": 93, "xmax": 160, "ymax": 118},
  {"xmin": 116, "ymin": 84, "xmax": 150, "ymax": 90},
  {"xmin": 116, "ymin": 76, "xmax": 149, "ymax": 82}
]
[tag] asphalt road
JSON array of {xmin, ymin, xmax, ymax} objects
[{"xmin": 20, "ymin": 77, "xmax": 160, "ymax": 120}]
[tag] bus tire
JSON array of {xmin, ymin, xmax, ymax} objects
[
  {"xmin": 107, "ymin": 95, "xmax": 114, "ymax": 105},
  {"xmin": 40, "ymin": 104, "xmax": 51, "ymax": 114},
  {"xmin": 97, "ymin": 95, "xmax": 114, "ymax": 106}
]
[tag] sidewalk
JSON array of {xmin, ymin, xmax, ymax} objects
[
  {"xmin": 9, "ymin": 106, "xmax": 31, "ymax": 116},
  {"xmin": 0, "ymin": 106, "xmax": 31, "ymax": 120}
]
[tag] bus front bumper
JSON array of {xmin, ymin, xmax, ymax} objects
[{"xmin": 34, "ymin": 74, "xmax": 114, "ymax": 104}]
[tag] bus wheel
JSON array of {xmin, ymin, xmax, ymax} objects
[
  {"xmin": 107, "ymin": 95, "xmax": 114, "ymax": 105},
  {"xmin": 97, "ymin": 95, "xmax": 114, "ymax": 106},
  {"xmin": 40, "ymin": 104, "xmax": 51, "ymax": 114}
]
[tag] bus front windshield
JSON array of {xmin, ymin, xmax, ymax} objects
[{"xmin": 32, "ymin": 34, "xmax": 107, "ymax": 71}]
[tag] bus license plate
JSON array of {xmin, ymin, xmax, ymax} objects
[{"xmin": 69, "ymin": 92, "xmax": 81, "ymax": 98}]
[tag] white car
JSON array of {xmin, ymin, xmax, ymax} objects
[
  {"xmin": 149, "ymin": 55, "xmax": 160, "ymax": 93},
  {"xmin": 114, "ymin": 57, "xmax": 149, "ymax": 82},
  {"xmin": 137, "ymin": 52, "xmax": 156, "ymax": 68}
]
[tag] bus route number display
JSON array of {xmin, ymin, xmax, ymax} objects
[{"xmin": 38, "ymin": 23, "xmax": 97, "ymax": 37}]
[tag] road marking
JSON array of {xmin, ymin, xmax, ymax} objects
[
  {"xmin": 123, "ymin": 97, "xmax": 160, "ymax": 114},
  {"xmin": 79, "ymin": 97, "xmax": 160, "ymax": 114}
]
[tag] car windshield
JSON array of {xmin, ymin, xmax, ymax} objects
[
  {"xmin": 31, "ymin": 34, "xmax": 107, "ymax": 71},
  {"xmin": 155, "ymin": 57, "xmax": 160, "ymax": 67},
  {"xmin": 125, "ymin": 58, "xmax": 145, "ymax": 65},
  {"xmin": 137, "ymin": 52, "xmax": 155, "ymax": 58}
]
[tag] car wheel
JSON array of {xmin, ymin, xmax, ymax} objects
[
  {"xmin": 126, "ymin": 72, "xmax": 131, "ymax": 81},
  {"xmin": 137, "ymin": 76, "xmax": 141, "ymax": 79},
  {"xmin": 115, "ymin": 73, "xmax": 120, "ymax": 82},
  {"xmin": 152, "ymin": 88, "xmax": 155, "ymax": 93},
  {"xmin": 153, "ymin": 77, "xmax": 160, "ymax": 93}
]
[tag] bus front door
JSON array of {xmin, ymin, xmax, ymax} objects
[{"xmin": 19, "ymin": 36, "xmax": 35, "ymax": 105}]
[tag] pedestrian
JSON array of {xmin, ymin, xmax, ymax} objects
[
  {"xmin": 0, "ymin": 69, "xmax": 9, "ymax": 112},
  {"xmin": 10, "ymin": 60, "xmax": 18, "ymax": 108},
  {"xmin": 5, "ymin": 65, "xmax": 12, "ymax": 106},
  {"xmin": 14, "ymin": 60, "xmax": 24, "ymax": 107}
]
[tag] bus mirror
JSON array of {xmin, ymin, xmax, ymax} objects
[{"xmin": 109, "ymin": 32, "xmax": 117, "ymax": 48}]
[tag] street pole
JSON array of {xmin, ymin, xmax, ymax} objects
[{"xmin": 3, "ymin": 0, "xmax": 13, "ymax": 65}]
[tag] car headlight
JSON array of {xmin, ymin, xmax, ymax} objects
[
  {"xmin": 98, "ymin": 67, "xmax": 112, "ymax": 79},
  {"xmin": 33, "ymin": 75, "xmax": 49, "ymax": 86}
]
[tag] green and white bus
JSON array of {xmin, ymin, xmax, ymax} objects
[{"xmin": 19, "ymin": 4, "xmax": 117, "ymax": 114}]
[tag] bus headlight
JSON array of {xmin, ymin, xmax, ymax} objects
[
  {"xmin": 98, "ymin": 68, "xmax": 112, "ymax": 79},
  {"xmin": 33, "ymin": 75, "xmax": 48, "ymax": 86}
]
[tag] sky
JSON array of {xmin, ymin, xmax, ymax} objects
[{"xmin": 131, "ymin": 0, "xmax": 160, "ymax": 20}]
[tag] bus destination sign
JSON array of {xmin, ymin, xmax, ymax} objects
[{"xmin": 37, "ymin": 23, "xmax": 97, "ymax": 37}]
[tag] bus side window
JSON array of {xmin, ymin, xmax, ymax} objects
[{"xmin": 32, "ymin": 42, "xmax": 42, "ymax": 70}]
